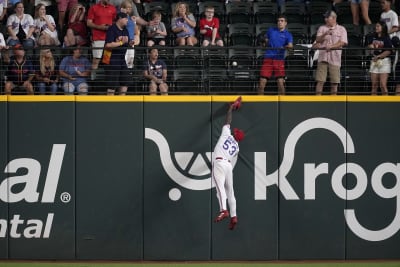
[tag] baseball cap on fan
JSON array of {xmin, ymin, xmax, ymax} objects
[{"xmin": 116, "ymin": 12, "xmax": 128, "ymax": 20}]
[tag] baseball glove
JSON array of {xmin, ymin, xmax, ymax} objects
[{"xmin": 231, "ymin": 96, "xmax": 242, "ymax": 110}]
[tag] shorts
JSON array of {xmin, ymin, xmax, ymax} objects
[
  {"xmin": 315, "ymin": 62, "xmax": 341, "ymax": 84},
  {"xmin": 351, "ymin": 0, "xmax": 368, "ymax": 4},
  {"xmin": 369, "ymin": 57, "xmax": 391, "ymax": 74},
  {"xmin": 203, "ymin": 36, "xmax": 223, "ymax": 43},
  {"xmin": 57, "ymin": 0, "xmax": 78, "ymax": 12},
  {"xmin": 63, "ymin": 81, "xmax": 88, "ymax": 94},
  {"xmin": 260, "ymin": 58, "xmax": 285, "ymax": 79},
  {"xmin": 148, "ymin": 38, "xmax": 165, "ymax": 45},
  {"xmin": 92, "ymin": 40, "xmax": 105, "ymax": 59},
  {"xmin": 104, "ymin": 64, "xmax": 130, "ymax": 89}
]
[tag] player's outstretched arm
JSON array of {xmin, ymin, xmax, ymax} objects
[{"xmin": 225, "ymin": 104, "xmax": 233, "ymax": 125}]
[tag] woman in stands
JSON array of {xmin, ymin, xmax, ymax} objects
[
  {"xmin": 366, "ymin": 21, "xmax": 393, "ymax": 95},
  {"xmin": 171, "ymin": 2, "xmax": 197, "ymax": 46},
  {"xmin": 34, "ymin": 3, "xmax": 60, "ymax": 46}
]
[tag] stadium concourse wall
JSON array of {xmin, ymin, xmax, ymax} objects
[{"xmin": 0, "ymin": 95, "xmax": 400, "ymax": 261}]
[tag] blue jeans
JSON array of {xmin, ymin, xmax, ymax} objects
[
  {"xmin": 37, "ymin": 82, "xmax": 58, "ymax": 94},
  {"xmin": 7, "ymin": 38, "xmax": 35, "ymax": 49}
]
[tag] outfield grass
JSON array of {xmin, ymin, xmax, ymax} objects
[{"xmin": 0, "ymin": 262, "xmax": 400, "ymax": 267}]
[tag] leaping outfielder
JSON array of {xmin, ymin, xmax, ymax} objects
[{"xmin": 213, "ymin": 97, "xmax": 244, "ymax": 230}]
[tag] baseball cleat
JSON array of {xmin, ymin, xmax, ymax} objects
[
  {"xmin": 214, "ymin": 210, "xmax": 229, "ymax": 222},
  {"xmin": 229, "ymin": 216, "xmax": 237, "ymax": 230}
]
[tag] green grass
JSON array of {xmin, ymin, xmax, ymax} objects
[{"xmin": 0, "ymin": 262, "xmax": 400, "ymax": 267}]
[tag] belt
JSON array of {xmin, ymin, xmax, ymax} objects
[{"xmin": 216, "ymin": 157, "xmax": 231, "ymax": 162}]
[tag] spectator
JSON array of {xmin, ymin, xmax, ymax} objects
[
  {"xmin": 313, "ymin": 10, "xmax": 347, "ymax": 95},
  {"xmin": 103, "ymin": 12, "xmax": 132, "ymax": 95},
  {"xmin": 57, "ymin": 0, "xmax": 78, "ymax": 33},
  {"xmin": 59, "ymin": 45, "xmax": 91, "ymax": 95},
  {"xmin": 120, "ymin": 0, "xmax": 136, "ymax": 41},
  {"xmin": 6, "ymin": 2, "xmax": 35, "ymax": 49},
  {"xmin": 112, "ymin": 0, "xmax": 152, "ymax": 27},
  {"xmin": 171, "ymin": 2, "xmax": 197, "ymax": 46},
  {"xmin": 0, "ymin": 0, "xmax": 7, "ymax": 24},
  {"xmin": 332, "ymin": 0, "xmax": 371, "ymax": 25},
  {"xmin": 199, "ymin": 6, "xmax": 224, "ymax": 47},
  {"xmin": 34, "ymin": 0, "xmax": 56, "ymax": 19},
  {"xmin": 380, "ymin": 0, "xmax": 400, "ymax": 44},
  {"xmin": 36, "ymin": 48, "xmax": 59, "ymax": 94},
  {"xmin": 258, "ymin": 15, "xmax": 293, "ymax": 95},
  {"xmin": 4, "ymin": 44, "xmax": 35, "ymax": 94},
  {"xmin": 146, "ymin": 10, "xmax": 167, "ymax": 47},
  {"xmin": 87, "ymin": 0, "xmax": 117, "ymax": 79},
  {"xmin": 0, "ymin": 32, "xmax": 9, "ymax": 63},
  {"xmin": 33, "ymin": 3, "xmax": 60, "ymax": 46},
  {"xmin": 143, "ymin": 47, "xmax": 168, "ymax": 95},
  {"xmin": 367, "ymin": 21, "xmax": 392, "ymax": 95},
  {"xmin": 63, "ymin": 3, "xmax": 89, "ymax": 47}
]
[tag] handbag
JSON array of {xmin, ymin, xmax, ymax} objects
[
  {"xmin": 102, "ymin": 49, "xmax": 112, "ymax": 65},
  {"xmin": 16, "ymin": 23, "xmax": 27, "ymax": 43}
]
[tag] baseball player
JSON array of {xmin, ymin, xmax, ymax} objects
[{"xmin": 213, "ymin": 101, "xmax": 244, "ymax": 230}]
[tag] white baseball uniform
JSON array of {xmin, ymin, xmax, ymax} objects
[{"xmin": 212, "ymin": 124, "xmax": 239, "ymax": 217}]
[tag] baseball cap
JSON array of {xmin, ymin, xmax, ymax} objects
[
  {"xmin": 323, "ymin": 10, "xmax": 337, "ymax": 19},
  {"xmin": 233, "ymin": 128, "xmax": 245, "ymax": 142},
  {"xmin": 116, "ymin": 12, "xmax": 128, "ymax": 20},
  {"xmin": 13, "ymin": 43, "xmax": 24, "ymax": 50}
]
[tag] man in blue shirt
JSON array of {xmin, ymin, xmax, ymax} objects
[{"xmin": 258, "ymin": 15, "xmax": 293, "ymax": 95}]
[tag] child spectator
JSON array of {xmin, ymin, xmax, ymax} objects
[
  {"xmin": 143, "ymin": 47, "xmax": 168, "ymax": 95},
  {"xmin": 63, "ymin": 3, "xmax": 88, "ymax": 47},
  {"xmin": 146, "ymin": 10, "xmax": 167, "ymax": 47},
  {"xmin": 171, "ymin": 2, "xmax": 197, "ymax": 46},
  {"xmin": 34, "ymin": 3, "xmax": 60, "ymax": 46},
  {"xmin": 199, "ymin": 6, "xmax": 224, "ymax": 47}
]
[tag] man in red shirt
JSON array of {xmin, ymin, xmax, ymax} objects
[
  {"xmin": 87, "ymin": 0, "xmax": 117, "ymax": 79},
  {"xmin": 199, "ymin": 6, "xmax": 224, "ymax": 47}
]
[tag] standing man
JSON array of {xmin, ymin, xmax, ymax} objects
[
  {"xmin": 143, "ymin": 47, "xmax": 168, "ymax": 95},
  {"xmin": 314, "ymin": 10, "xmax": 347, "ymax": 95},
  {"xmin": 258, "ymin": 15, "xmax": 293, "ymax": 95},
  {"xmin": 87, "ymin": 0, "xmax": 117, "ymax": 80},
  {"xmin": 213, "ymin": 98, "xmax": 244, "ymax": 231},
  {"xmin": 103, "ymin": 12, "xmax": 132, "ymax": 95}
]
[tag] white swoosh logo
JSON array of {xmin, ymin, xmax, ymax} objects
[{"xmin": 145, "ymin": 128, "xmax": 212, "ymax": 190}]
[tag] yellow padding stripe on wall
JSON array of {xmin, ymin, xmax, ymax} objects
[{"xmin": 1, "ymin": 95, "xmax": 400, "ymax": 102}]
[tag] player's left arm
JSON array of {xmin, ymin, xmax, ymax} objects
[{"xmin": 225, "ymin": 104, "xmax": 233, "ymax": 125}]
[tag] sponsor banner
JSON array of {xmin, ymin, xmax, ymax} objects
[
  {"xmin": 75, "ymin": 99, "xmax": 144, "ymax": 260},
  {"xmin": 345, "ymin": 102, "xmax": 400, "ymax": 259},
  {"xmin": 277, "ymin": 101, "xmax": 347, "ymax": 259},
  {"xmin": 0, "ymin": 97, "xmax": 8, "ymax": 259},
  {"xmin": 4, "ymin": 99, "xmax": 75, "ymax": 259},
  {"xmin": 143, "ymin": 97, "xmax": 212, "ymax": 260}
]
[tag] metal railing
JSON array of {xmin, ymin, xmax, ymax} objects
[{"xmin": 0, "ymin": 45, "xmax": 397, "ymax": 95}]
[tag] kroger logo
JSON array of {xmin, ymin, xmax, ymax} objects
[{"xmin": 145, "ymin": 117, "xmax": 400, "ymax": 242}]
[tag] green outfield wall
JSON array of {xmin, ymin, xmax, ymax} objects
[{"xmin": 0, "ymin": 95, "xmax": 399, "ymax": 261}]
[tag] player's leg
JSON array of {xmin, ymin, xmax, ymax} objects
[
  {"xmin": 213, "ymin": 162, "xmax": 227, "ymax": 211},
  {"xmin": 224, "ymin": 165, "xmax": 236, "ymax": 218}
]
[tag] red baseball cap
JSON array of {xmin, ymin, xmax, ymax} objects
[{"xmin": 233, "ymin": 128, "xmax": 245, "ymax": 142}]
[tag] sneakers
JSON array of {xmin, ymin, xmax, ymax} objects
[
  {"xmin": 229, "ymin": 216, "xmax": 237, "ymax": 230},
  {"xmin": 214, "ymin": 210, "xmax": 229, "ymax": 222}
]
